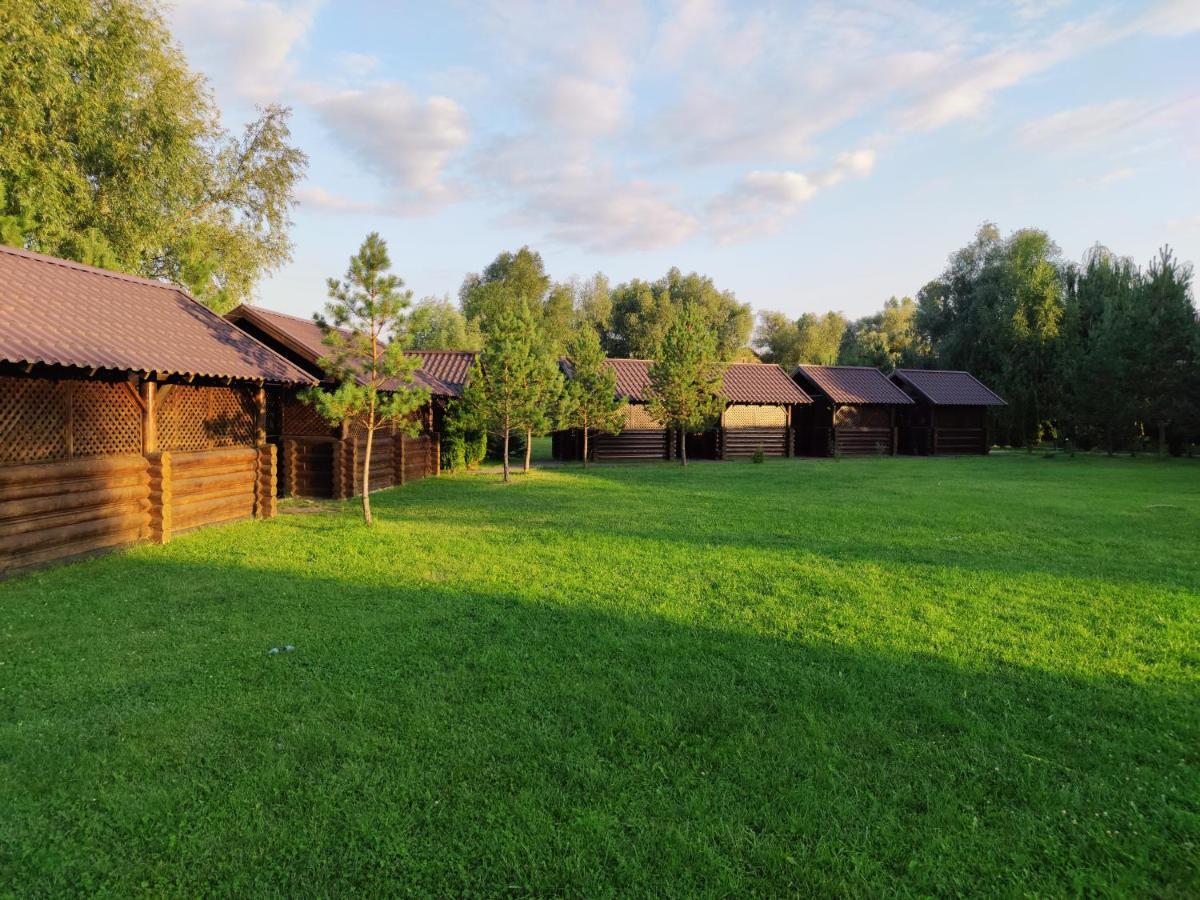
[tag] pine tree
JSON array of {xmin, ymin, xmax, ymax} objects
[
  {"xmin": 516, "ymin": 323, "xmax": 564, "ymax": 474},
  {"xmin": 647, "ymin": 304, "xmax": 725, "ymax": 466},
  {"xmin": 461, "ymin": 302, "xmax": 540, "ymax": 482},
  {"xmin": 559, "ymin": 328, "xmax": 627, "ymax": 467},
  {"xmin": 303, "ymin": 233, "xmax": 428, "ymax": 524}
]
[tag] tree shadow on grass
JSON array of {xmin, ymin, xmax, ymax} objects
[{"xmin": 2, "ymin": 557, "xmax": 1197, "ymax": 896}]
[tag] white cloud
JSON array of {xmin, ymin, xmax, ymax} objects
[
  {"xmin": 306, "ymin": 82, "xmax": 470, "ymax": 212},
  {"xmin": 1018, "ymin": 94, "xmax": 1199, "ymax": 156},
  {"xmin": 166, "ymin": 0, "xmax": 320, "ymax": 103},
  {"xmin": 708, "ymin": 148, "xmax": 877, "ymax": 243},
  {"xmin": 294, "ymin": 186, "xmax": 385, "ymax": 215},
  {"xmin": 1138, "ymin": 0, "xmax": 1200, "ymax": 35},
  {"xmin": 528, "ymin": 76, "xmax": 628, "ymax": 137}
]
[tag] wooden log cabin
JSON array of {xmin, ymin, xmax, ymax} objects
[
  {"xmin": 0, "ymin": 245, "xmax": 314, "ymax": 576},
  {"xmin": 553, "ymin": 359, "xmax": 811, "ymax": 462},
  {"xmin": 890, "ymin": 368, "xmax": 1005, "ymax": 455},
  {"xmin": 791, "ymin": 365, "xmax": 913, "ymax": 456},
  {"xmin": 224, "ymin": 305, "xmax": 462, "ymax": 498}
]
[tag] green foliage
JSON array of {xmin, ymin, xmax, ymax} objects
[
  {"xmin": 754, "ymin": 310, "xmax": 847, "ymax": 369},
  {"xmin": 608, "ymin": 268, "xmax": 752, "ymax": 360},
  {"xmin": 440, "ymin": 401, "xmax": 487, "ymax": 471},
  {"xmin": 751, "ymin": 445, "xmax": 765, "ymax": 464},
  {"xmin": 401, "ymin": 295, "xmax": 482, "ymax": 350},
  {"xmin": 838, "ymin": 296, "xmax": 928, "ymax": 370},
  {"xmin": 647, "ymin": 304, "xmax": 725, "ymax": 464},
  {"xmin": 460, "ymin": 300, "xmax": 547, "ymax": 481},
  {"xmin": 3, "ymin": 456, "xmax": 1198, "ymax": 895},
  {"xmin": 559, "ymin": 328, "xmax": 627, "ymax": 466},
  {"xmin": 0, "ymin": 0, "xmax": 306, "ymax": 311},
  {"xmin": 302, "ymin": 234, "xmax": 429, "ymax": 522}
]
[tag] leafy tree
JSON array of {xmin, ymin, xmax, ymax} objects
[
  {"xmin": 461, "ymin": 303, "xmax": 541, "ymax": 482},
  {"xmin": 609, "ymin": 268, "xmax": 751, "ymax": 360},
  {"xmin": 460, "ymin": 246, "xmax": 552, "ymax": 332},
  {"xmin": 0, "ymin": 0, "xmax": 306, "ymax": 311},
  {"xmin": 559, "ymin": 328, "xmax": 627, "ymax": 467},
  {"xmin": 303, "ymin": 234, "xmax": 429, "ymax": 524},
  {"xmin": 839, "ymin": 297, "xmax": 928, "ymax": 370},
  {"xmin": 647, "ymin": 304, "xmax": 725, "ymax": 466},
  {"xmin": 574, "ymin": 273, "xmax": 613, "ymax": 339},
  {"xmin": 401, "ymin": 295, "xmax": 482, "ymax": 349},
  {"xmin": 754, "ymin": 310, "xmax": 847, "ymax": 368}
]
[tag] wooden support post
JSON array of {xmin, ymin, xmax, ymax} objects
[
  {"xmin": 147, "ymin": 451, "xmax": 172, "ymax": 544},
  {"xmin": 719, "ymin": 428, "xmax": 727, "ymax": 460},
  {"xmin": 432, "ymin": 432, "xmax": 441, "ymax": 477},
  {"xmin": 255, "ymin": 443, "xmax": 277, "ymax": 519},
  {"xmin": 141, "ymin": 380, "xmax": 158, "ymax": 454},
  {"xmin": 397, "ymin": 435, "xmax": 407, "ymax": 486},
  {"xmin": 332, "ymin": 438, "xmax": 350, "ymax": 499},
  {"xmin": 254, "ymin": 386, "xmax": 267, "ymax": 445},
  {"xmin": 930, "ymin": 407, "xmax": 937, "ymax": 457},
  {"xmin": 283, "ymin": 439, "xmax": 298, "ymax": 497}
]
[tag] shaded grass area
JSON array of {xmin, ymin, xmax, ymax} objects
[{"xmin": 2, "ymin": 454, "xmax": 1198, "ymax": 895}]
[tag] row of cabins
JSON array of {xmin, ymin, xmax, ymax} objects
[
  {"xmin": 554, "ymin": 360, "xmax": 1004, "ymax": 461},
  {"xmin": 0, "ymin": 244, "xmax": 1004, "ymax": 574},
  {"xmin": 0, "ymin": 246, "xmax": 455, "ymax": 576}
]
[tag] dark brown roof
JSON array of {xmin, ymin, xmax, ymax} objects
[
  {"xmin": 893, "ymin": 368, "xmax": 1005, "ymax": 406},
  {"xmin": 794, "ymin": 365, "xmax": 914, "ymax": 405},
  {"xmin": 0, "ymin": 245, "xmax": 313, "ymax": 383},
  {"xmin": 604, "ymin": 358, "xmax": 809, "ymax": 405},
  {"xmin": 227, "ymin": 304, "xmax": 474, "ymax": 397},
  {"xmin": 404, "ymin": 350, "xmax": 476, "ymax": 398}
]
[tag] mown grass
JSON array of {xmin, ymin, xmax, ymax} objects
[{"xmin": 2, "ymin": 454, "xmax": 1198, "ymax": 896}]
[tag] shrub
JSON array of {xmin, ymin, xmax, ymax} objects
[{"xmin": 752, "ymin": 445, "xmax": 765, "ymax": 464}]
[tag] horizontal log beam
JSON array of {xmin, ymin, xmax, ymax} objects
[
  {"xmin": 0, "ymin": 484, "xmax": 151, "ymax": 523},
  {"xmin": 0, "ymin": 525, "xmax": 146, "ymax": 576},
  {"xmin": 0, "ymin": 454, "xmax": 147, "ymax": 488},
  {"xmin": 0, "ymin": 499, "xmax": 150, "ymax": 540}
]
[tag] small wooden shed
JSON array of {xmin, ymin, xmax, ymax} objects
[
  {"xmin": 891, "ymin": 368, "xmax": 1005, "ymax": 455},
  {"xmin": 0, "ymin": 245, "xmax": 314, "ymax": 576},
  {"xmin": 791, "ymin": 365, "xmax": 913, "ymax": 456},
  {"xmin": 225, "ymin": 305, "xmax": 460, "ymax": 498},
  {"xmin": 553, "ymin": 359, "xmax": 811, "ymax": 462}
]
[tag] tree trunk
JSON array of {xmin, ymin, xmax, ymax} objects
[
  {"xmin": 680, "ymin": 428, "xmax": 688, "ymax": 466},
  {"xmin": 524, "ymin": 427, "xmax": 532, "ymax": 473},
  {"xmin": 582, "ymin": 423, "xmax": 589, "ymax": 469},
  {"xmin": 502, "ymin": 429, "xmax": 510, "ymax": 483},
  {"xmin": 361, "ymin": 420, "xmax": 374, "ymax": 526}
]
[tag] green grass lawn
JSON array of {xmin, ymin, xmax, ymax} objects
[{"xmin": 2, "ymin": 454, "xmax": 1198, "ymax": 895}]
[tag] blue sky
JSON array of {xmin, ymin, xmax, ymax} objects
[{"xmin": 166, "ymin": 0, "xmax": 1200, "ymax": 320}]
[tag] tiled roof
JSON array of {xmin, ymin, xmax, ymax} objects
[
  {"xmin": 403, "ymin": 350, "xmax": 476, "ymax": 398},
  {"xmin": 604, "ymin": 358, "xmax": 809, "ymax": 404},
  {"xmin": 794, "ymin": 365, "xmax": 914, "ymax": 405},
  {"xmin": 0, "ymin": 245, "xmax": 313, "ymax": 383},
  {"xmin": 721, "ymin": 363, "xmax": 811, "ymax": 404},
  {"xmin": 227, "ymin": 304, "xmax": 475, "ymax": 397},
  {"xmin": 892, "ymin": 368, "xmax": 1005, "ymax": 406}
]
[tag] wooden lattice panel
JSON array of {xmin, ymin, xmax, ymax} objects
[
  {"xmin": 0, "ymin": 377, "xmax": 69, "ymax": 464},
  {"xmin": 73, "ymin": 382, "xmax": 142, "ymax": 457},
  {"xmin": 159, "ymin": 385, "xmax": 255, "ymax": 452},
  {"xmin": 722, "ymin": 404, "xmax": 787, "ymax": 428},
  {"xmin": 624, "ymin": 404, "xmax": 663, "ymax": 430},
  {"xmin": 282, "ymin": 397, "xmax": 332, "ymax": 436}
]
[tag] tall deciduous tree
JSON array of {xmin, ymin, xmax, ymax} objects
[
  {"xmin": 401, "ymin": 295, "xmax": 482, "ymax": 350},
  {"xmin": 647, "ymin": 305, "xmax": 725, "ymax": 466},
  {"xmin": 560, "ymin": 329, "xmax": 627, "ymax": 467},
  {"xmin": 0, "ymin": 0, "xmax": 306, "ymax": 311},
  {"xmin": 304, "ymin": 234, "xmax": 429, "ymax": 524},
  {"xmin": 608, "ymin": 268, "xmax": 752, "ymax": 359},
  {"xmin": 461, "ymin": 303, "xmax": 540, "ymax": 483},
  {"xmin": 754, "ymin": 310, "xmax": 847, "ymax": 369},
  {"xmin": 515, "ymin": 321, "xmax": 564, "ymax": 474}
]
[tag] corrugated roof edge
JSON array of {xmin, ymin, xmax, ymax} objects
[
  {"xmin": 0, "ymin": 246, "xmax": 317, "ymax": 385},
  {"xmin": 893, "ymin": 368, "xmax": 1007, "ymax": 406}
]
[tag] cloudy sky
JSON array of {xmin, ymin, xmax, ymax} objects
[{"xmin": 166, "ymin": 0, "xmax": 1200, "ymax": 320}]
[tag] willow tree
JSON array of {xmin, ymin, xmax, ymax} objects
[
  {"xmin": 559, "ymin": 328, "xmax": 626, "ymax": 467},
  {"xmin": 647, "ymin": 304, "xmax": 725, "ymax": 466},
  {"xmin": 0, "ymin": 0, "xmax": 306, "ymax": 311},
  {"xmin": 304, "ymin": 234, "xmax": 428, "ymax": 524}
]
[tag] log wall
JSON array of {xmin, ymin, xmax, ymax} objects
[
  {"xmin": 721, "ymin": 428, "xmax": 790, "ymax": 458},
  {"xmin": 0, "ymin": 375, "xmax": 278, "ymax": 577},
  {"xmin": 0, "ymin": 454, "xmax": 151, "ymax": 576},
  {"xmin": 594, "ymin": 429, "xmax": 669, "ymax": 461}
]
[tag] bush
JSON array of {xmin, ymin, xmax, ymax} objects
[
  {"xmin": 752, "ymin": 445, "xmax": 765, "ymax": 464},
  {"xmin": 441, "ymin": 402, "xmax": 487, "ymax": 471}
]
